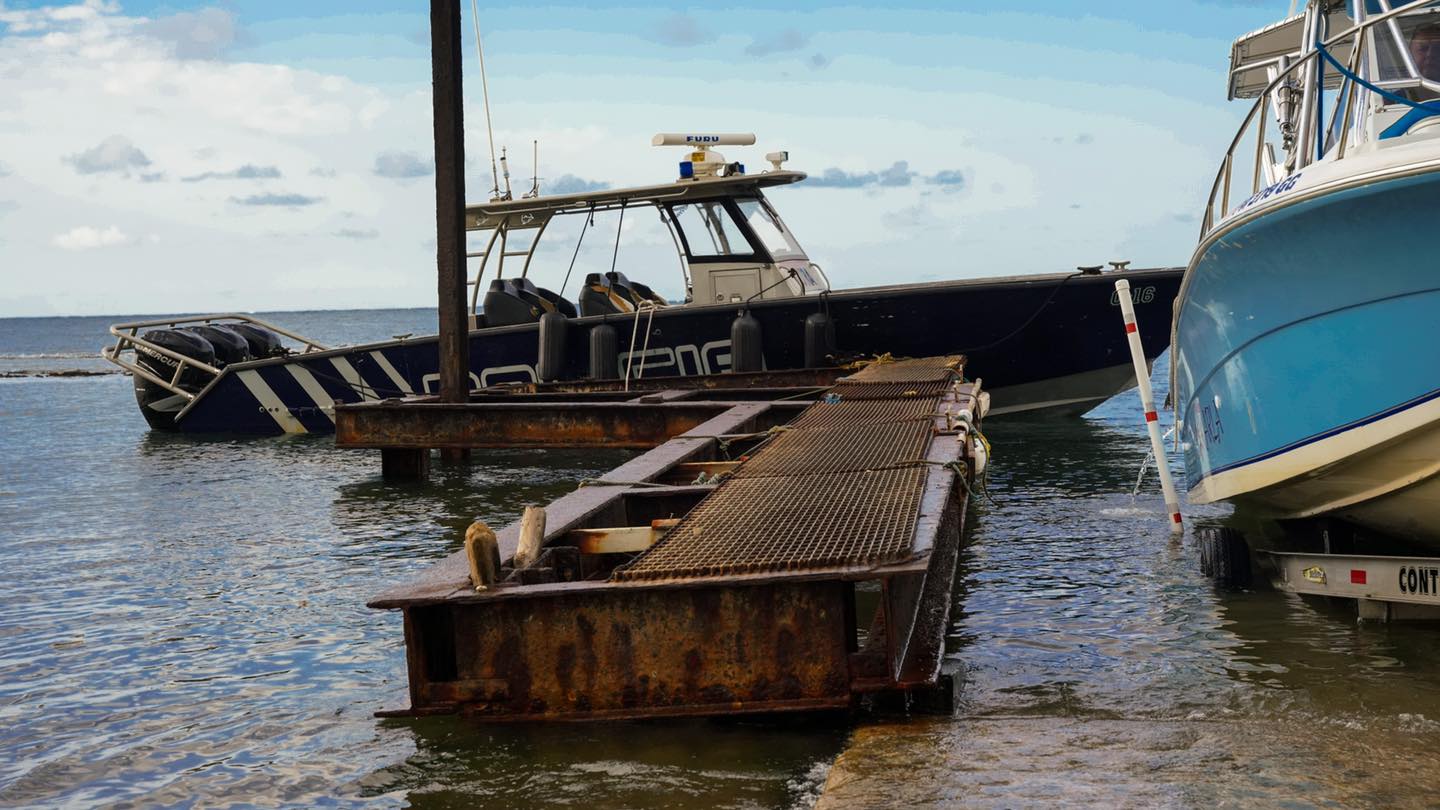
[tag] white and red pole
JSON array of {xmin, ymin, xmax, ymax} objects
[{"xmin": 1115, "ymin": 279, "xmax": 1183, "ymax": 535}]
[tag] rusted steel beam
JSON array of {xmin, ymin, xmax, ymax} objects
[
  {"xmin": 430, "ymin": 0, "xmax": 468, "ymax": 405},
  {"xmin": 567, "ymin": 520, "xmax": 676, "ymax": 555},
  {"xmin": 398, "ymin": 580, "xmax": 854, "ymax": 720},
  {"xmin": 335, "ymin": 401, "xmax": 736, "ymax": 449}
]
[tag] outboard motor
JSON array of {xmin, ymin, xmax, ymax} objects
[
  {"xmin": 227, "ymin": 323, "xmax": 287, "ymax": 358},
  {"xmin": 181, "ymin": 325, "xmax": 252, "ymax": 366},
  {"xmin": 132, "ymin": 329, "xmax": 218, "ymax": 430}
]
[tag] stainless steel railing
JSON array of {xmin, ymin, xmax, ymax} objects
[
  {"xmin": 1200, "ymin": 0, "xmax": 1440, "ymax": 238},
  {"xmin": 101, "ymin": 314, "xmax": 329, "ymax": 401}
]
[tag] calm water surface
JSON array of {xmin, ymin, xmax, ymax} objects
[{"xmin": 4, "ymin": 311, "xmax": 1440, "ymax": 808}]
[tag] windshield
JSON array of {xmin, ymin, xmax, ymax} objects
[
  {"xmin": 1375, "ymin": 12, "xmax": 1440, "ymax": 87},
  {"xmin": 735, "ymin": 198, "xmax": 806, "ymax": 261},
  {"xmin": 668, "ymin": 201, "xmax": 754, "ymax": 259}
]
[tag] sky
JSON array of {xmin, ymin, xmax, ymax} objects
[{"xmin": 0, "ymin": 0, "xmax": 1289, "ymax": 317}]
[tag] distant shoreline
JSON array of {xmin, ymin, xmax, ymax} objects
[{"xmin": 0, "ymin": 305, "xmax": 437, "ymax": 323}]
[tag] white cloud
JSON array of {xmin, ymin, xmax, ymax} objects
[
  {"xmin": 0, "ymin": 1, "xmax": 1230, "ymax": 317},
  {"xmin": 652, "ymin": 14, "xmax": 711, "ymax": 47},
  {"xmin": 373, "ymin": 150, "xmax": 432, "ymax": 179},
  {"xmin": 64, "ymin": 135, "xmax": 151, "ymax": 175},
  {"xmin": 52, "ymin": 224, "xmax": 132, "ymax": 250},
  {"xmin": 142, "ymin": 7, "xmax": 247, "ymax": 60}
]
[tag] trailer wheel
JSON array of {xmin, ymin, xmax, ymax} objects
[{"xmin": 1197, "ymin": 527, "xmax": 1251, "ymax": 589}]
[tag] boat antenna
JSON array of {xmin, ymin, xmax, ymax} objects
[
  {"xmin": 524, "ymin": 139, "xmax": 539, "ymax": 198},
  {"xmin": 499, "ymin": 145, "xmax": 513, "ymax": 200},
  {"xmin": 468, "ymin": 0, "xmax": 502, "ymax": 201}
]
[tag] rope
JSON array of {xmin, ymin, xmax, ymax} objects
[
  {"xmin": 558, "ymin": 206, "xmax": 594, "ymax": 298},
  {"xmin": 609, "ymin": 201, "xmax": 626, "ymax": 276},
  {"xmin": 744, "ymin": 267, "xmax": 800, "ymax": 306},
  {"xmin": 300, "ymin": 361, "xmax": 411, "ymax": 400},
  {"xmin": 623, "ymin": 301, "xmax": 657, "ymax": 392},
  {"xmin": 956, "ymin": 271, "xmax": 1084, "ymax": 354}
]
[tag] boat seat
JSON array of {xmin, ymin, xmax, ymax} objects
[
  {"xmin": 509, "ymin": 277, "xmax": 578, "ymax": 319},
  {"xmin": 629, "ymin": 280, "xmax": 668, "ymax": 308},
  {"xmin": 578, "ymin": 271, "xmax": 667, "ymax": 317},
  {"xmin": 483, "ymin": 278, "xmax": 542, "ymax": 327}
]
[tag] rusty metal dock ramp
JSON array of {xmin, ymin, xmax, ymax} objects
[{"xmin": 364, "ymin": 356, "xmax": 985, "ymax": 721}]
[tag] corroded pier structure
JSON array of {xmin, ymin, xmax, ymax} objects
[{"xmin": 347, "ymin": 357, "xmax": 984, "ymax": 721}]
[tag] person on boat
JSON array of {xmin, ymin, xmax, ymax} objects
[{"xmin": 1404, "ymin": 20, "xmax": 1440, "ymax": 100}]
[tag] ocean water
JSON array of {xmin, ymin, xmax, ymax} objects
[{"xmin": 5, "ymin": 310, "xmax": 1440, "ymax": 808}]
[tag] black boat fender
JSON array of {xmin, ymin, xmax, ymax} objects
[
  {"xmin": 589, "ymin": 323, "xmax": 618, "ymax": 379},
  {"xmin": 537, "ymin": 312, "xmax": 567, "ymax": 382},
  {"xmin": 730, "ymin": 310, "xmax": 763, "ymax": 373},
  {"xmin": 803, "ymin": 311, "xmax": 836, "ymax": 369}
]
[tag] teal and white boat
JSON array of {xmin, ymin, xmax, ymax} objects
[{"xmin": 1174, "ymin": 0, "xmax": 1440, "ymax": 543}]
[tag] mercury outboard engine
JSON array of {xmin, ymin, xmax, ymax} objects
[
  {"xmin": 132, "ymin": 329, "xmax": 218, "ymax": 430},
  {"xmin": 181, "ymin": 325, "xmax": 252, "ymax": 366},
  {"xmin": 226, "ymin": 323, "xmax": 288, "ymax": 359}
]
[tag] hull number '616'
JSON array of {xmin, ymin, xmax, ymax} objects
[{"xmin": 1110, "ymin": 286, "xmax": 1156, "ymax": 306}]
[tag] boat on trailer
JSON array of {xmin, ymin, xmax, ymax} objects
[
  {"xmin": 104, "ymin": 134, "xmax": 1181, "ymax": 435},
  {"xmin": 1175, "ymin": 1, "xmax": 1440, "ymax": 562}
]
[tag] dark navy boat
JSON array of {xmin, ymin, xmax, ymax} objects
[{"xmin": 103, "ymin": 134, "xmax": 1182, "ymax": 435}]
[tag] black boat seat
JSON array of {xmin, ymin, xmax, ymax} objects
[
  {"xmin": 482, "ymin": 279, "xmax": 538, "ymax": 327},
  {"xmin": 578, "ymin": 271, "xmax": 668, "ymax": 317},
  {"xmin": 510, "ymin": 277, "xmax": 578, "ymax": 319}
]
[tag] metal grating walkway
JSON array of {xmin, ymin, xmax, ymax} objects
[
  {"xmin": 788, "ymin": 397, "xmax": 937, "ymax": 430},
  {"xmin": 826, "ymin": 380, "xmax": 950, "ymax": 400},
  {"xmin": 613, "ymin": 356, "xmax": 962, "ymax": 582},
  {"xmin": 613, "ymin": 467, "xmax": 927, "ymax": 580},
  {"xmin": 732, "ymin": 419, "xmax": 932, "ymax": 479},
  {"xmin": 843, "ymin": 355, "xmax": 962, "ymax": 384}
]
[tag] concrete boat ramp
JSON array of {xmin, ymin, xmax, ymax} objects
[{"xmin": 341, "ymin": 356, "xmax": 986, "ymax": 721}]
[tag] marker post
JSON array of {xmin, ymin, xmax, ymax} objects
[{"xmin": 1115, "ymin": 279, "xmax": 1183, "ymax": 535}]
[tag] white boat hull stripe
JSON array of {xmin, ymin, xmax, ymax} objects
[
  {"xmin": 287, "ymin": 364, "xmax": 337, "ymax": 423},
  {"xmin": 368, "ymin": 350, "xmax": 413, "ymax": 395},
  {"xmin": 237, "ymin": 370, "xmax": 308, "ymax": 434},
  {"xmin": 330, "ymin": 356, "xmax": 378, "ymax": 401}
]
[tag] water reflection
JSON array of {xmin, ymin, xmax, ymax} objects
[
  {"xmin": 12, "ymin": 369, "xmax": 1440, "ymax": 807},
  {"xmin": 818, "ymin": 408, "xmax": 1440, "ymax": 807},
  {"xmin": 369, "ymin": 715, "xmax": 845, "ymax": 809}
]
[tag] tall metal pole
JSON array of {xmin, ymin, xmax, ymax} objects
[{"xmin": 431, "ymin": 0, "xmax": 469, "ymax": 407}]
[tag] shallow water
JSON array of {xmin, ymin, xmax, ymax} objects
[{"xmin": 5, "ymin": 312, "xmax": 1440, "ymax": 808}]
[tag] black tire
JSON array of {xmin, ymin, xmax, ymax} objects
[{"xmin": 1197, "ymin": 526, "xmax": 1251, "ymax": 590}]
